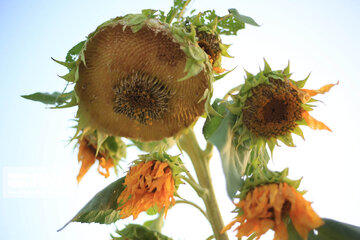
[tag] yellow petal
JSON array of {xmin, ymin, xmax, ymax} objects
[
  {"xmin": 299, "ymin": 81, "xmax": 338, "ymax": 103},
  {"xmin": 221, "ymin": 219, "xmax": 238, "ymax": 234},
  {"xmin": 302, "ymin": 81, "xmax": 339, "ymax": 97},
  {"xmin": 213, "ymin": 66, "xmax": 226, "ymax": 74},
  {"xmin": 77, "ymin": 139, "xmax": 96, "ymax": 183},
  {"xmin": 97, "ymin": 157, "xmax": 113, "ymax": 178},
  {"xmin": 302, "ymin": 111, "xmax": 332, "ymax": 131}
]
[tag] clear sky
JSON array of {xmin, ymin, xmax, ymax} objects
[{"xmin": 1, "ymin": 0, "xmax": 360, "ymax": 239}]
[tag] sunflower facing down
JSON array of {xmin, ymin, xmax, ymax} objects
[
  {"xmin": 117, "ymin": 153, "xmax": 184, "ymax": 219},
  {"xmin": 222, "ymin": 182, "xmax": 324, "ymax": 240},
  {"xmin": 76, "ymin": 131, "xmax": 126, "ymax": 183},
  {"xmin": 71, "ymin": 13, "xmax": 212, "ymax": 142},
  {"xmin": 225, "ymin": 60, "xmax": 337, "ymax": 155}
]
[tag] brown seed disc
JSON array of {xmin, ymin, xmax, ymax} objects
[
  {"xmin": 75, "ymin": 21, "xmax": 209, "ymax": 141},
  {"xmin": 242, "ymin": 79, "xmax": 303, "ymax": 138}
]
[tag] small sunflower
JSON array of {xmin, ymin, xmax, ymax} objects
[
  {"xmin": 196, "ymin": 29, "xmax": 229, "ymax": 74},
  {"xmin": 76, "ymin": 131, "xmax": 126, "ymax": 183},
  {"xmin": 117, "ymin": 153, "xmax": 184, "ymax": 219},
  {"xmin": 226, "ymin": 60, "xmax": 337, "ymax": 154},
  {"xmin": 222, "ymin": 182, "xmax": 323, "ymax": 240}
]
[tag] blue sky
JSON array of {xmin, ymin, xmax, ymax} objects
[{"xmin": 1, "ymin": 0, "xmax": 360, "ymax": 239}]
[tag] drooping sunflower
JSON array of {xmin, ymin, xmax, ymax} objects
[
  {"xmin": 76, "ymin": 130, "xmax": 126, "ymax": 183},
  {"xmin": 222, "ymin": 168, "xmax": 323, "ymax": 240},
  {"xmin": 117, "ymin": 153, "xmax": 184, "ymax": 219},
  {"xmin": 70, "ymin": 12, "xmax": 213, "ymax": 142},
  {"xmin": 226, "ymin": 60, "xmax": 337, "ymax": 154}
]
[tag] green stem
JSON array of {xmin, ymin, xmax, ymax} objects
[
  {"xmin": 176, "ymin": 200, "xmax": 208, "ymax": 220},
  {"xmin": 167, "ymin": 0, "xmax": 192, "ymax": 24},
  {"xmin": 179, "ymin": 129, "xmax": 229, "ymax": 240},
  {"xmin": 182, "ymin": 175, "xmax": 207, "ymax": 197},
  {"xmin": 148, "ymin": 208, "xmax": 165, "ymax": 232},
  {"xmin": 177, "ymin": 0, "xmax": 191, "ymax": 20}
]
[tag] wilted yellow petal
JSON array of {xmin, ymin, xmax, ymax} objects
[
  {"xmin": 77, "ymin": 139, "xmax": 96, "ymax": 183},
  {"xmin": 290, "ymin": 189, "xmax": 324, "ymax": 240},
  {"xmin": 97, "ymin": 157, "xmax": 113, "ymax": 178},
  {"xmin": 221, "ymin": 219, "xmax": 238, "ymax": 234},
  {"xmin": 302, "ymin": 111, "xmax": 332, "ymax": 131},
  {"xmin": 213, "ymin": 66, "xmax": 226, "ymax": 74},
  {"xmin": 297, "ymin": 81, "xmax": 338, "ymax": 103},
  {"xmin": 222, "ymin": 183, "xmax": 323, "ymax": 240},
  {"xmin": 117, "ymin": 160, "xmax": 175, "ymax": 219},
  {"xmin": 302, "ymin": 81, "xmax": 339, "ymax": 97}
]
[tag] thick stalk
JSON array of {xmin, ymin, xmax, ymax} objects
[{"xmin": 179, "ymin": 129, "xmax": 229, "ymax": 240}]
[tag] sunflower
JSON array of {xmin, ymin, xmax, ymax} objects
[
  {"xmin": 226, "ymin": 60, "xmax": 337, "ymax": 155},
  {"xmin": 76, "ymin": 131, "xmax": 126, "ymax": 183},
  {"xmin": 117, "ymin": 153, "xmax": 184, "ymax": 219},
  {"xmin": 196, "ymin": 29, "xmax": 228, "ymax": 74},
  {"xmin": 70, "ymin": 13, "xmax": 212, "ymax": 142},
  {"xmin": 222, "ymin": 182, "xmax": 323, "ymax": 240}
]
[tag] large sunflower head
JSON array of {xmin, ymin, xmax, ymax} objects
[
  {"xmin": 226, "ymin": 60, "xmax": 337, "ymax": 154},
  {"xmin": 117, "ymin": 152, "xmax": 184, "ymax": 219},
  {"xmin": 222, "ymin": 168, "xmax": 323, "ymax": 240},
  {"xmin": 72, "ymin": 13, "xmax": 212, "ymax": 142}
]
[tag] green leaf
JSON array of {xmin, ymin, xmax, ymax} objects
[
  {"xmin": 228, "ymin": 8, "xmax": 260, "ymax": 27},
  {"xmin": 295, "ymin": 73, "xmax": 311, "ymax": 88},
  {"xmin": 165, "ymin": 0, "xmax": 188, "ymax": 24},
  {"xmin": 292, "ymin": 126, "xmax": 305, "ymax": 140},
  {"xmin": 283, "ymin": 61, "xmax": 291, "ymax": 75},
  {"xmin": 104, "ymin": 137, "xmax": 127, "ymax": 162},
  {"xmin": 112, "ymin": 224, "xmax": 173, "ymax": 240},
  {"xmin": 58, "ymin": 66, "xmax": 76, "ymax": 82},
  {"xmin": 216, "ymin": 13, "xmax": 245, "ymax": 35},
  {"xmin": 263, "ymin": 59, "xmax": 272, "ymax": 74},
  {"xmin": 187, "ymin": 9, "xmax": 246, "ymax": 36},
  {"xmin": 58, "ymin": 177, "xmax": 126, "ymax": 231},
  {"xmin": 146, "ymin": 205, "xmax": 159, "ymax": 216},
  {"xmin": 288, "ymin": 218, "xmax": 360, "ymax": 240},
  {"xmin": 178, "ymin": 58, "xmax": 204, "ymax": 81},
  {"xmin": 96, "ymin": 130, "xmax": 108, "ymax": 156},
  {"xmin": 310, "ymin": 218, "xmax": 360, "ymax": 240},
  {"xmin": 143, "ymin": 219, "xmax": 159, "ymax": 229},
  {"xmin": 141, "ymin": 9, "xmax": 157, "ymax": 18},
  {"xmin": 203, "ymin": 99, "xmax": 226, "ymax": 140},
  {"xmin": 214, "ymin": 67, "xmax": 236, "ymax": 81},
  {"xmin": 277, "ymin": 134, "xmax": 295, "ymax": 147},
  {"xmin": 21, "ymin": 91, "xmax": 72, "ymax": 105},
  {"xmin": 51, "ymin": 93, "xmax": 78, "ymax": 109},
  {"xmin": 66, "ymin": 40, "xmax": 86, "ymax": 63},
  {"xmin": 287, "ymin": 219, "xmax": 305, "ymax": 240},
  {"xmin": 51, "ymin": 57, "xmax": 76, "ymax": 69},
  {"xmin": 203, "ymin": 101, "xmax": 245, "ymax": 198}
]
